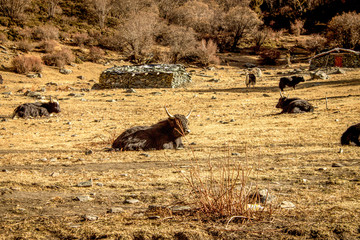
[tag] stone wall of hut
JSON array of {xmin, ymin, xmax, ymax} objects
[
  {"xmin": 92, "ymin": 64, "xmax": 192, "ymax": 89},
  {"xmin": 310, "ymin": 53, "xmax": 360, "ymax": 70}
]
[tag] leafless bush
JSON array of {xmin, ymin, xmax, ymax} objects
[
  {"xmin": 177, "ymin": 147, "xmax": 272, "ymax": 221},
  {"xmin": 73, "ymin": 33, "xmax": 90, "ymax": 47},
  {"xmin": 259, "ymin": 49, "xmax": 281, "ymax": 65},
  {"xmin": 302, "ymin": 34, "xmax": 327, "ymax": 53},
  {"xmin": 0, "ymin": 0, "xmax": 31, "ymax": 22},
  {"xmin": 12, "ymin": 55, "xmax": 42, "ymax": 74},
  {"xmin": 252, "ymin": 27, "xmax": 275, "ymax": 52},
  {"xmin": 290, "ymin": 20, "xmax": 304, "ymax": 36},
  {"xmin": 32, "ymin": 25, "xmax": 59, "ymax": 41},
  {"xmin": 167, "ymin": 25, "xmax": 198, "ymax": 63},
  {"xmin": 168, "ymin": 1, "xmax": 217, "ymax": 37},
  {"xmin": 42, "ymin": 47, "xmax": 75, "ymax": 68},
  {"xmin": 195, "ymin": 39, "xmax": 221, "ymax": 66},
  {"xmin": 87, "ymin": 46, "xmax": 104, "ymax": 63},
  {"xmin": 0, "ymin": 32, "xmax": 7, "ymax": 43},
  {"xmin": 119, "ymin": 11, "xmax": 158, "ymax": 63},
  {"xmin": 327, "ymin": 11, "xmax": 360, "ymax": 49},
  {"xmin": 16, "ymin": 40, "xmax": 34, "ymax": 52},
  {"xmin": 40, "ymin": 40, "xmax": 59, "ymax": 53}
]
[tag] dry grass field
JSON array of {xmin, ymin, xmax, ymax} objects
[{"xmin": 0, "ymin": 48, "xmax": 359, "ymax": 239}]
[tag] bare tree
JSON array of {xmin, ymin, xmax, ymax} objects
[
  {"xmin": 91, "ymin": 0, "xmax": 113, "ymax": 29},
  {"xmin": 223, "ymin": 6, "xmax": 262, "ymax": 51},
  {"xmin": 45, "ymin": 0, "xmax": 61, "ymax": 18},
  {"xmin": 119, "ymin": 11, "xmax": 158, "ymax": 62},
  {"xmin": 0, "ymin": 0, "xmax": 31, "ymax": 22}
]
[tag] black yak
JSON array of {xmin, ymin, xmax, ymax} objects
[
  {"xmin": 276, "ymin": 92, "xmax": 314, "ymax": 113},
  {"xmin": 341, "ymin": 123, "xmax": 360, "ymax": 146},
  {"xmin": 12, "ymin": 97, "xmax": 61, "ymax": 119},
  {"xmin": 112, "ymin": 106, "xmax": 192, "ymax": 151},
  {"xmin": 245, "ymin": 70, "xmax": 256, "ymax": 88},
  {"xmin": 279, "ymin": 76, "xmax": 305, "ymax": 91}
]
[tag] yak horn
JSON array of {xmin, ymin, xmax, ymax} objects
[
  {"xmin": 164, "ymin": 106, "xmax": 175, "ymax": 119},
  {"xmin": 280, "ymin": 91, "xmax": 284, "ymax": 98},
  {"xmin": 186, "ymin": 108, "xmax": 193, "ymax": 119},
  {"xmin": 50, "ymin": 96, "xmax": 53, "ymax": 102}
]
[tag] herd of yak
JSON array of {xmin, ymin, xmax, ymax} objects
[{"xmin": 5, "ymin": 70, "xmax": 360, "ymax": 150}]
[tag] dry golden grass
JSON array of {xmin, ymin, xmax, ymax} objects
[{"xmin": 0, "ymin": 46, "xmax": 359, "ymax": 239}]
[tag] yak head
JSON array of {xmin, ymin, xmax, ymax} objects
[
  {"xmin": 276, "ymin": 91, "xmax": 289, "ymax": 109},
  {"xmin": 165, "ymin": 106, "xmax": 192, "ymax": 138},
  {"xmin": 48, "ymin": 97, "xmax": 61, "ymax": 113}
]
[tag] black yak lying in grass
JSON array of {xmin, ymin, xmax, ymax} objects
[
  {"xmin": 12, "ymin": 97, "xmax": 61, "ymax": 119},
  {"xmin": 279, "ymin": 76, "xmax": 305, "ymax": 91},
  {"xmin": 341, "ymin": 123, "xmax": 360, "ymax": 146},
  {"xmin": 276, "ymin": 92, "xmax": 314, "ymax": 113},
  {"xmin": 112, "ymin": 106, "xmax": 192, "ymax": 151}
]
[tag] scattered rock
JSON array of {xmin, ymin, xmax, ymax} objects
[
  {"xmin": 75, "ymin": 195, "xmax": 94, "ymax": 202},
  {"xmin": 85, "ymin": 149, "xmax": 93, "ymax": 155},
  {"xmin": 60, "ymin": 68, "xmax": 72, "ymax": 75},
  {"xmin": 280, "ymin": 201, "xmax": 295, "ymax": 209},
  {"xmin": 82, "ymin": 215, "xmax": 98, "ymax": 221},
  {"xmin": 171, "ymin": 206, "xmax": 191, "ymax": 212},
  {"xmin": 125, "ymin": 88, "xmax": 136, "ymax": 93},
  {"xmin": 77, "ymin": 179, "xmax": 93, "ymax": 187},
  {"xmin": 50, "ymin": 172, "xmax": 59, "ymax": 177},
  {"xmin": 108, "ymin": 207, "xmax": 125, "ymax": 213},
  {"xmin": 124, "ymin": 198, "xmax": 140, "ymax": 204},
  {"xmin": 332, "ymin": 162, "xmax": 343, "ymax": 168},
  {"xmin": 148, "ymin": 216, "xmax": 160, "ymax": 220},
  {"xmin": 140, "ymin": 153, "xmax": 150, "ymax": 157}
]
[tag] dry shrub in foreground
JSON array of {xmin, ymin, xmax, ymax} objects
[
  {"xmin": 87, "ymin": 46, "xmax": 104, "ymax": 63},
  {"xmin": 42, "ymin": 47, "xmax": 75, "ymax": 68},
  {"xmin": 12, "ymin": 55, "xmax": 42, "ymax": 74},
  {"xmin": 179, "ymin": 148, "xmax": 272, "ymax": 222}
]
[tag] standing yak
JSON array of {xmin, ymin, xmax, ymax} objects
[
  {"xmin": 112, "ymin": 106, "xmax": 192, "ymax": 151},
  {"xmin": 279, "ymin": 76, "xmax": 305, "ymax": 92},
  {"xmin": 276, "ymin": 92, "xmax": 314, "ymax": 113},
  {"xmin": 341, "ymin": 123, "xmax": 360, "ymax": 146},
  {"xmin": 12, "ymin": 97, "xmax": 61, "ymax": 119}
]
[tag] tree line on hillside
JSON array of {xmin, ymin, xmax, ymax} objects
[{"xmin": 0, "ymin": 0, "xmax": 359, "ymax": 69}]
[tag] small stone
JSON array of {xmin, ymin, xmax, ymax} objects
[
  {"xmin": 96, "ymin": 183, "xmax": 103, "ymax": 187},
  {"xmin": 231, "ymin": 152, "xmax": 240, "ymax": 156},
  {"xmin": 317, "ymin": 167, "xmax": 327, "ymax": 171},
  {"xmin": 189, "ymin": 142, "xmax": 196, "ymax": 145},
  {"xmin": 106, "ymin": 99, "xmax": 116, "ymax": 102},
  {"xmin": 263, "ymin": 93, "xmax": 271, "ymax": 97},
  {"xmin": 125, "ymin": 88, "xmax": 136, "ymax": 93},
  {"xmin": 332, "ymin": 163, "xmax": 343, "ymax": 167},
  {"xmin": 60, "ymin": 68, "xmax": 72, "ymax": 74},
  {"xmin": 280, "ymin": 201, "xmax": 295, "ymax": 209},
  {"xmin": 50, "ymin": 172, "xmax": 59, "ymax": 177},
  {"xmin": 39, "ymin": 158, "xmax": 48, "ymax": 162},
  {"xmin": 85, "ymin": 149, "xmax": 93, "ymax": 155},
  {"xmin": 124, "ymin": 198, "xmax": 140, "ymax": 204},
  {"xmin": 148, "ymin": 216, "xmax": 160, "ymax": 220},
  {"xmin": 140, "ymin": 153, "xmax": 150, "ymax": 157},
  {"xmin": 82, "ymin": 215, "xmax": 98, "ymax": 221},
  {"xmin": 120, "ymin": 173, "xmax": 128, "ymax": 177},
  {"xmin": 108, "ymin": 207, "xmax": 125, "ymax": 213},
  {"xmin": 171, "ymin": 206, "xmax": 191, "ymax": 212},
  {"xmin": 211, "ymin": 96, "xmax": 217, "ymax": 99},
  {"xmin": 338, "ymin": 148, "xmax": 343, "ymax": 153},
  {"xmin": 75, "ymin": 195, "xmax": 93, "ymax": 202},
  {"xmin": 77, "ymin": 179, "xmax": 93, "ymax": 187}
]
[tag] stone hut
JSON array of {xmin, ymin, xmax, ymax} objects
[
  {"xmin": 92, "ymin": 64, "xmax": 192, "ymax": 89},
  {"xmin": 309, "ymin": 48, "xmax": 360, "ymax": 70}
]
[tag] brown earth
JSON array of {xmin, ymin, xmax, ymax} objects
[{"xmin": 0, "ymin": 47, "xmax": 359, "ymax": 239}]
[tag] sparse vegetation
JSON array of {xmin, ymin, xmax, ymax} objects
[{"xmin": 11, "ymin": 54, "xmax": 42, "ymax": 73}]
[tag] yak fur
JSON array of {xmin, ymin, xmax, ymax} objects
[
  {"xmin": 279, "ymin": 76, "xmax": 305, "ymax": 91},
  {"xmin": 276, "ymin": 96, "xmax": 314, "ymax": 113},
  {"xmin": 112, "ymin": 114, "xmax": 191, "ymax": 151},
  {"xmin": 341, "ymin": 123, "xmax": 360, "ymax": 146},
  {"xmin": 12, "ymin": 99, "xmax": 61, "ymax": 119}
]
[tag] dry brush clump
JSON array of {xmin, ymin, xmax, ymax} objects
[
  {"xmin": 178, "ymin": 147, "xmax": 272, "ymax": 222},
  {"xmin": 11, "ymin": 55, "xmax": 42, "ymax": 74},
  {"xmin": 42, "ymin": 47, "xmax": 75, "ymax": 68}
]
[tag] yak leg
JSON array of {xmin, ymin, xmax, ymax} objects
[
  {"xmin": 350, "ymin": 134, "xmax": 360, "ymax": 146},
  {"xmin": 175, "ymin": 138, "xmax": 184, "ymax": 149}
]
